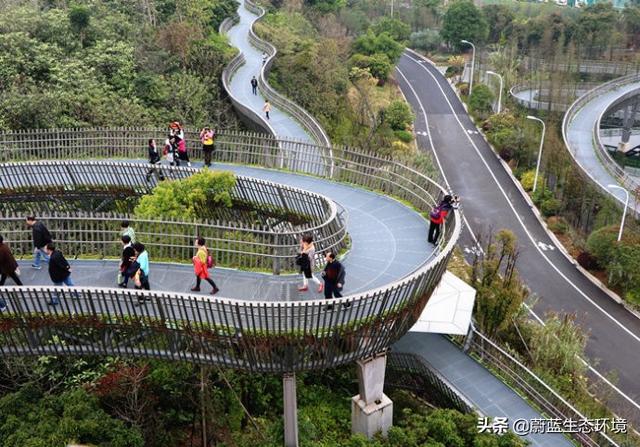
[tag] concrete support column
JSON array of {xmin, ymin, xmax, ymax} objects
[
  {"xmin": 283, "ymin": 373, "xmax": 299, "ymax": 447},
  {"xmin": 351, "ymin": 355, "xmax": 393, "ymax": 438}
]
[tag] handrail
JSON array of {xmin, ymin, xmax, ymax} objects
[
  {"xmin": 466, "ymin": 329, "xmax": 620, "ymax": 447},
  {"xmin": 0, "ymin": 129, "xmax": 460, "ymax": 372},
  {"xmin": 562, "ymin": 72, "xmax": 640, "ymax": 211},
  {"xmin": 509, "ymin": 82, "xmax": 600, "ymax": 112}
]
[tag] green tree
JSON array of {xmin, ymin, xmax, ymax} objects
[
  {"xmin": 68, "ymin": 5, "xmax": 91, "ymax": 47},
  {"xmin": 371, "ymin": 17, "xmax": 411, "ymax": 43},
  {"xmin": 574, "ymin": 3, "xmax": 620, "ymax": 58},
  {"xmin": 440, "ymin": 0, "xmax": 488, "ymax": 50},
  {"xmin": 410, "ymin": 30, "xmax": 442, "ymax": 53},
  {"xmin": 384, "ymin": 100, "xmax": 414, "ymax": 131},
  {"xmin": 482, "ymin": 4, "xmax": 515, "ymax": 43},
  {"xmin": 623, "ymin": 5, "xmax": 640, "ymax": 48},
  {"xmin": 353, "ymin": 29, "xmax": 404, "ymax": 63},
  {"xmin": 350, "ymin": 53, "xmax": 392, "ymax": 82},
  {"xmin": 135, "ymin": 170, "xmax": 236, "ymax": 219},
  {"xmin": 468, "ymin": 84, "xmax": 494, "ymax": 115}
]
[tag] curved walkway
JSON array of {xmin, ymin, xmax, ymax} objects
[{"xmin": 225, "ymin": 1, "xmax": 312, "ymax": 142}]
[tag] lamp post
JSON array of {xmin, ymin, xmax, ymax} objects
[
  {"xmin": 461, "ymin": 40, "xmax": 475, "ymax": 97},
  {"xmin": 607, "ymin": 184, "xmax": 630, "ymax": 242},
  {"xmin": 527, "ymin": 115, "xmax": 546, "ymax": 193},
  {"xmin": 486, "ymin": 70, "xmax": 503, "ymax": 114}
]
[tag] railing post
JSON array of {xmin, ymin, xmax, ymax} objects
[{"xmin": 272, "ymin": 233, "xmax": 280, "ymax": 275}]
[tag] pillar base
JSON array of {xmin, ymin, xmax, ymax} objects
[
  {"xmin": 618, "ymin": 141, "xmax": 630, "ymax": 153},
  {"xmin": 351, "ymin": 393, "xmax": 393, "ymax": 438}
]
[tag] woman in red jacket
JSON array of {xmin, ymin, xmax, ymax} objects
[
  {"xmin": 191, "ymin": 237, "xmax": 219, "ymax": 295},
  {"xmin": 428, "ymin": 195, "xmax": 454, "ymax": 245}
]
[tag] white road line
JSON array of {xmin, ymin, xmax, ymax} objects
[{"xmin": 400, "ymin": 52, "xmax": 640, "ymax": 413}]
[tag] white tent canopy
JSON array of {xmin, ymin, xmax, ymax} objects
[{"xmin": 410, "ymin": 271, "xmax": 476, "ymax": 335}]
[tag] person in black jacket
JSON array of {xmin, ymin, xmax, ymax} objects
[
  {"xmin": 119, "ymin": 235, "xmax": 135, "ymax": 288},
  {"xmin": 44, "ymin": 243, "xmax": 75, "ymax": 305},
  {"xmin": 321, "ymin": 251, "xmax": 345, "ymax": 299},
  {"xmin": 26, "ymin": 216, "xmax": 52, "ymax": 270},
  {"xmin": 145, "ymin": 139, "xmax": 165, "ymax": 182}
]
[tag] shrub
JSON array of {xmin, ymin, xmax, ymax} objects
[
  {"xmin": 577, "ymin": 251, "xmax": 599, "ymax": 270},
  {"xmin": 468, "ymin": 84, "xmax": 494, "ymax": 114},
  {"xmin": 499, "ymin": 147, "xmax": 514, "ymax": 161},
  {"xmin": 586, "ymin": 225, "xmax": 618, "ymax": 267},
  {"xmin": 520, "ymin": 170, "xmax": 537, "ymax": 191},
  {"xmin": 410, "ymin": 29, "xmax": 442, "ymax": 52},
  {"xmin": 350, "ymin": 53, "xmax": 392, "ymax": 81},
  {"xmin": 540, "ymin": 198, "xmax": 561, "ymax": 217},
  {"xmin": 394, "ymin": 129, "xmax": 413, "ymax": 143},
  {"xmin": 384, "ymin": 100, "xmax": 414, "ymax": 131},
  {"xmin": 547, "ymin": 216, "xmax": 569, "ymax": 234}
]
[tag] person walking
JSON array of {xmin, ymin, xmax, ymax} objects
[
  {"xmin": 0, "ymin": 235, "xmax": 23, "ymax": 287},
  {"xmin": 190, "ymin": 237, "xmax": 219, "ymax": 295},
  {"xmin": 199, "ymin": 127, "xmax": 216, "ymax": 167},
  {"xmin": 118, "ymin": 235, "xmax": 135, "ymax": 288},
  {"xmin": 26, "ymin": 216, "xmax": 52, "ymax": 270},
  {"xmin": 321, "ymin": 251, "xmax": 345, "ymax": 300},
  {"xmin": 262, "ymin": 52, "xmax": 267, "ymax": 65},
  {"xmin": 263, "ymin": 100, "xmax": 271, "ymax": 120},
  {"xmin": 132, "ymin": 242, "xmax": 150, "ymax": 293},
  {"xmin": 45, "ymin": 243, "xmax": 75, "ymax": 305},
  {"xmin": 297, "ymin": 235, "xmax": 322, "ymax": 292},
  {"xmin": 146, "ymin": 138, "xmax": 165, "ymax": 182},
  {"xmin": 428, "ymin": 195, "xmax": 454, "ymax": 245},
  {"xmin": 176, "ymin": 136, "xmax": 191, "ymax": 166},
  {"xmin": 121, "ymin": 220, "xmax": 136, "ymax": 244},
  {"xmin": 250, "ymin": 76, "xmax": 258, "ymax": 95}
]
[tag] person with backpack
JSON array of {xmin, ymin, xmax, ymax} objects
[
  {"xmin": 118, "ymin": 235, "xmax": 135, "ymax": 288},
  {"xmin": 132, "ymin": 242, "xmax": 150, "ymax": 294},
  {"xmin": 297, "ymin": 235, "xmax": 322, "ymax": 292},
  {"xmin": 191, "ymin": 237, "xmax": 219, "ymax": 295},
  {"xmin": 199, "ymin": 127, "xmax": 216, "ymax": 167},
  {"xmin": 250, "ymin": 76, "xmax": 258, "ymax": 95},
  {"xmin": 145, "ymin": 138, "xmax": 165, "ymax": 182},
  {"xmin": 44, "ymin": 243, "xmax": 76, "ymax": 305},
  {"xmin": 321, "ymin": 251, "xmax": 345, "ymax": 299},
  {"xmin": 428, "ymin": 195, "xmax": 454, "ymax": 245},
  {"xmin": 26, "ymin": 216, "xmax": 52, "ymax": 270}
]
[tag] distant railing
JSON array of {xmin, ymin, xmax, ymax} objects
[
  {"xmin": 463, "ymin": 329, "xmax": 621, "ymax": 447},
  {"xmin": 0, "ymin": 161, "xmax": 348, "ymax": 273},
  {"xmin": 509, "ymin": 82, "xmax": 600, "ymax": 112},
  {"xmin": 0, "ymin": 129, "xmax": 460, "ymax": 373},
  {"xmin": 562, "ymin": 73, "xmax": 640, "ymax": 213}
]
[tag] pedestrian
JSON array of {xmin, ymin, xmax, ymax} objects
[
  {"xmin": 166, "ymin": 137, "xmax": 180, "ymax": 167},
  {"xmin": 263, "ymin": 100, "xmax": 271, "ymax": 120},
  {"xmin": 132, "ymin": 242, "xmax": 150, "ymax": 294},
  {"xmin": 121, "ymin": 220, "xmax": 136, "ymax": 244},
  {"xmin": 176, "ymin": 135, "xmax": 191, "ymax": 167},
  {"xmin": 190, "ymin": 237, "xmax": 219, "ymax": 295},
  {"xmin": 296, "ymin": 235, "xmax": 322, "ymax": 292},
  {"xmin": 0, "ymin": 235, "xmax": 23, "ymax": 288},
  {"xmin": 44, "ymin": 243, "xmax": 75, "ymax": 305},
  {"xmin": 262, "ymin": 52, "xmax": 267, "ymax": 65},
  {"xmin": 250, "ymin": 76, "xmax": 258, "ymax": 95},
  {"xmin": 118, "ymin": 235, "xmax": 135, "ymax": 288},
  {"xmin": 145, "ymin": 138, "xmax": 165, "ymax": 182},
  {"xmin": 428, "ymin": 195, "xmax": 454, "ymax": 245},
  {"xmin": 199, "ymin": 127, "xmax": 216, "ymax": 167},
  {"xmin": 26, "ymin": 216, "xmax": 52, "ymax": 270},
  {"xmin": 321, "ymin": 251, "xmax": 345, "ymax": 300}
]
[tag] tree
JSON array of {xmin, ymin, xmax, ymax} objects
[
  {"xmin": 440, "ymin": 0, "xmax": 488, "ymax": 50},
  {"xmin": 350, "ymin": 53, "xmax": 392, "ymax": 82},
  {"xmin": 371, "ymin": 17, "xmax": 411, "ymax": 43},
  {"xmin": 574, "ymin": 3, "xmax": 620, "ymax": 58},
  {"xmin": 352, "ymin": 29, "xmax": 404, "ymax": 64},
  {"xmin": 482, "ymin": 4, "xmax": 514, "ymax": 43},
  {"xmin": 384, "ymin": 100, "xmax": 414, "ymax": 131},
  {"xmin": 68, "ymin": 5, "xmax": 91, "ymax": 47},
  {"xmin": 468, "ymin": 84, "xmax": 494, "ymax": 115},
  {"xmin": 410, "ymin": 30, "xmax": 442, "ymax": 53},
  {"xmin": 623, "ymin": 5, "xmax": 640, "ymax": 48}
]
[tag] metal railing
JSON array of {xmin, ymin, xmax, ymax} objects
[
  {"xmin": 509, "ymin": 82, "xmax": 600, "ymax": 112},
  {"xmin": 0, "ymin": 161, "xmax": 347, "ymax": 273},
  {"xmin": 562, "ymin": 73, "xmax": 640, "ymax": 212},
  {"xmin": 0, "ymin": 130, "xmax": 460, "ymax": 373},
  {"xmin": 463, "ymin": 329, "xmax": 620, "ymax": 447}
]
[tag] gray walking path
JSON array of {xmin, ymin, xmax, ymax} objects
[
  {"xmin": 395, "ymin": 333, "xmax": 574, "ymax": 447},
  {"xmin": 226, "ymin": 1, "xmax": 313, "ymax": 142},
  {"xmin": 565, "ymin": 81, "xmax": 640, "ymax": 212}
]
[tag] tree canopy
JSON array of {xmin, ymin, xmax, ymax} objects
[{"xmin": 441, "ymin": 0, "xmax": 489, "ymax": 49}]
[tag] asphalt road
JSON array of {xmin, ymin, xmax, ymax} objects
[{"xmin": 396, "ymin": 50, "xmax": 640, "ymax": 422}]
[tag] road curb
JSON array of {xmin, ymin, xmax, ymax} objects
[{"xmin": 424, "ymin": 54, "xmax": 640, "ymax": 321}]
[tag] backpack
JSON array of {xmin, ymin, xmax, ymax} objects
[
  {"xmin": 206, "ymin": 254, "xmax": 215, "ymax": 269},
  {"xmin": 429, "ymin": 206, "xmax": 442, "ymax": 220}
]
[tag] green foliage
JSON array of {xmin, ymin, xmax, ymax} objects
[
  {"xmin": 394, "ymin": 129, "xmax": 414, "ymax": 143},
  {"xmin": 371, "ymin": 17, "xmax": 411, "ymax": 43},
  {"xmin": 353, "ymin": 29, "xmax": 404, "ymax": 64},
  {"xmin": 586, "ymin": 225, "xmax": 619, "ymax": 268},
  {"xmin": 483, "ymin": 4, "xmax": 515, "ymax": 43},
  {"xmin": 0, "ymin": 386, "xmax": 144, "ymax": 446},
  {"xmin": 384, "ymin": 101, "xmax": 414, "ymax": 131},
  {"xmin": 519, "ymin": 170, "xmax": 537, "ymax": 191},
  {"xmin": 540, "ymin": 198, "xmax": 561, "ymax": 217},
  {"xmin": 468, "ymin": 84, "xmax": 494, "ymax": 115},
  {"xmin": 409, "ymin": 30, "xmax": 442, "ymax": 52},
  {"xmin": 350, "ymin": 53, "xmax": 392, "ymax": 81},
  {"xmin": 135, "ymin": 170, "xmax": 236, "ymax": 219},
  {"xmin": 441, "ymin": 0, "xmax": 489, "ymax": 49},
  {"xmin": 304, "ymin": 0, "xmax": 346, "ymax": 13}
]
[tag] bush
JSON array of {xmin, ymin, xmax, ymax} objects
[
  {"xmin": 410, "ymin": 30, "xmax": 442, "ymax": 52},
  {"xmin": 520, "ymin": 169, "xmax": 537, "ymax": 191},
  {"xmin": 350, "ymin": 52, "xmax": 392, "ymax": 81},
  {"xmin": 499, "ymin": 147, "xmax": 514, "ymax": 161},
  {"xmin": 384, "ymin": 100, "xmax": 414, "ymax": 131},
  {"xmin": 547, "ymin": 216, "xmax": 569, "ymax": 234},
  {"xmin": 586, "ymin": 225, "xmax": 618, "ymax": 267},
  {"xmin": 394, "ymin": 129, "xmax": 414, "ymax": 143},
  {"xmin": 468, "ymin": 84, "xmax": 494, "ymax": 114},
  {"xmin": 540, "ymin": 198, "xmax": 561, "ymax": 217},
  {"xmin": 577, "ymin": 251, "xmax": 599, "ymax": 270}
]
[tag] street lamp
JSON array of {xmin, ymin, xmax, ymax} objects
[
  {"xmin": 486, "ymin": 70, "xmax": 503, "ymax": 114},
  {"xmin": 607, "ymin": 184, "xmax": 630, "ymax": 242},
  {"xmin": 527, "ymin": 115, "xmax": 546, "ymax": 193},
  {"xmin": 461, "ymin": 40, "xmax": 475, "ymax": 97}
]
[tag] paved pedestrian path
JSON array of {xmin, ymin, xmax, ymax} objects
[{"xmin": 225, "ymin": 1, "xmax": 313, "ymax": 142}]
